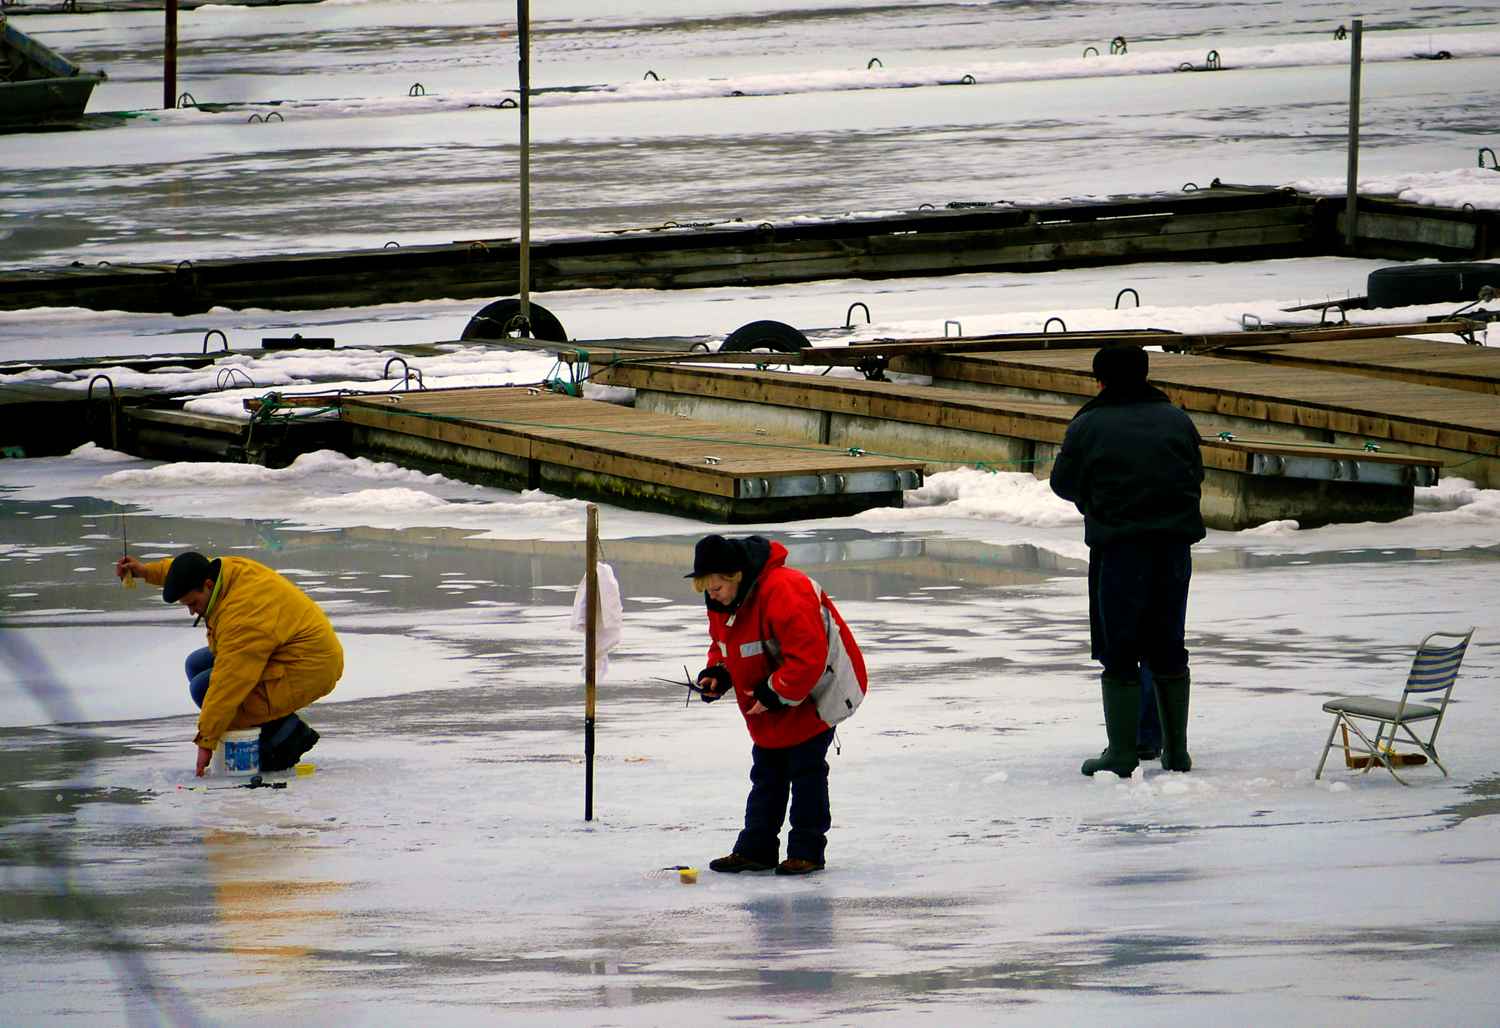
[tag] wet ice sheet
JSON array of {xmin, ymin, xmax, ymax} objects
[
  {"xmin": 2, "ymin": 510, "xmax": 1500, "ymax": 1020},
  {"xmin": 4, "ymin": 1, "xmax": 1499, "ymax": 265},
  {"xmin": 2, "ymin": 474, "xmax": 1499, "ymax": 1023}
]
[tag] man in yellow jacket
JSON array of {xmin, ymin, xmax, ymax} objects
[{"xmin": 117, "ymin": 551, "xmax": 343, "ymax": 777}]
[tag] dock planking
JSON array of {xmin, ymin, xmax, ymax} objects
[
  {"xmin": 1205, "ymin": 337, "xmax": 1500, "ymax": 396},
  {"xmin": 594, "ymin": 362, "xmax": 1441, "ymax": 528},
  {"xmin": 907, "ymin": 348, "xmax": 1500, "ymax": 486},
  {"xmin": 339, "ymin": 386, "xmax": 922, "ymax": 522},
  {"xmin": 7, "ymin": 188, "xmax": 1494, "ymax": 316}
]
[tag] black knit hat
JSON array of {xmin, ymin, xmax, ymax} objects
[
  {"xmin": 162, "ymin": 552, "xmax": 221, "ymax": 603},
  {"xmin": 1092, "ymin": 344, "xmax": 1149, "ymax": 384},
  {"xmin": 684, "ymin": 535, "xmax": 741, "ymax": 578}
]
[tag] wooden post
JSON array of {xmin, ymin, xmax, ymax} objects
[
  {"xmin": 517, "ymin": 0, "xmax": 531, "ymax": 326},
  {"xmin": 163, "ymin": 0, "xmax": 178, "ymax": 110},
  {"xmin": 1345, "ymin": 19, "xmax": 1363, "ymax": 253},
  {"xmin": 583, "ymin": 503, "xmax": 598, "ymax": 821}
]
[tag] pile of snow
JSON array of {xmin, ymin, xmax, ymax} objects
[{"xmin": 881, "ymin": 467, "xmax": 1083, "ymax": 527}]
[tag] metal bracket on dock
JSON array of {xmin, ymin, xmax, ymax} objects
[
  {"xmin": 737, "ymin": 468, "xmax": 921, "ymax": 499},
  {"xmin": 1250, "ymin": 452, "xmax": 1437, "ymax": 488},
  {"xmin": 855, "ymin": 355, "xmax": 890, "ymax": 382},
  {"xmin": 383, "ymin": 357, "xmax": 426, "ymax": 391},
  {"xmin": 85, "ymin": 374, "xmax": 119, "ymax": 451}
]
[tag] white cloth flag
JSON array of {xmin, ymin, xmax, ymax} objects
[{"xmin": 569, "ymin": 562, "xmax": 623, "ymax": 678}]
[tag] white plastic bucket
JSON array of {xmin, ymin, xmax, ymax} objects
[{"xmin": 214, "ymin": 728, "xmax": 261, "ymax": 777}]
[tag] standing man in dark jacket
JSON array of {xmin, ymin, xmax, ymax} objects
[{"xmin": 1049, "ymin": 345, "xmax": 1206, "ymax": 778}]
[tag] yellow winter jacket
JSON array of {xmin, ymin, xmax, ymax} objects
[{"xmin": 145, "ymin": 556, "xmax": 343, "ymax": 750}]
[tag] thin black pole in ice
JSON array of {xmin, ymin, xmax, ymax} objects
[
  {"xmin": 517, "ymin": 0, "xmax": 532, "ymax": 324},
  {"xmin": 1345, "ymin": 18, "xmax": 1363, "ymax": 254},
  {"xmin": 584, "ymin": 503, "xmax": 598, "ymax": 821},
  {"xmin": 163, "ymin": 0, "xmax": 178, "ymax": 110}
]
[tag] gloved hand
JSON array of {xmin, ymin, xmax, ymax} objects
[
  {"xmin": 697, "ymin": 665, "xmax": 732, "ymax": 702},
  {"xmin": 753, "ymin": 680, "xmax": 787, "ymax": 713}
]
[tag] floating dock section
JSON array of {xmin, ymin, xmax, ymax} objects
[
  {"xmin": 339, "ymin": 386, "xmax": 922, "ymax": 522},
  {"xmin": 5, "ymin": 326, "xmax": 1491, "ymax": 528},
  {"xmin": 5, "ymin": 187, "xmax": 1495, "ymax": 315},
  {"xmin": 1206, "ymin": 336, "xmax": 1500, "ymax": 397},
  {"xmin": 889, "ymin": 348, "xmax": 1499, "ymax": 489},
  {"xmin": 591, "ymin": 361, "xmax": 1442, "ymax": 530}
]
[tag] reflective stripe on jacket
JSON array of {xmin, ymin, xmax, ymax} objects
[{"xmin": 704, "ymin": 543, "xmax": 867, "ymax": 749}]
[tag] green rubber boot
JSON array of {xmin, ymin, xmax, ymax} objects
[
  {"xmin": 1081, "ymin": 674, "xmax": 1142, "ymax": 778},
  {"xmin": 1154, "ymin": 669, "xmax": 1192, "ymax": 772}
]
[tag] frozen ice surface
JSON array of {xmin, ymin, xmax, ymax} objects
[
  {"xmin": 4, "ymin": 1, "xmax": 1500, "ymax": 1023},
  {"xmin": 2, "ymin": 447, "xmax": 1498, "ymax": 1025}
]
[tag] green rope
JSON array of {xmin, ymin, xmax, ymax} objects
[{"xmin": 1443, "ymin": 437, "xmax": 1500, "ymax": 469}]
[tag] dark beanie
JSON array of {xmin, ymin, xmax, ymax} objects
[
  {"xmin": 1092, "ymin": 344, "xmax": 1149, "ymax": 384},
  {"xmin": 685, "ymin": 535, "xmax": 741, "ymax": 578},
  {"xmin": 162, "ymin": 552, "xmax": 221, "ymax": 603}
]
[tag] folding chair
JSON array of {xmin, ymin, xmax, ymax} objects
[{"xmin": 1314, "ymin": 627, "xmax": 1474, "ymax": 785}]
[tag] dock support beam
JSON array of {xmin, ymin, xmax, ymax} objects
[
  {"xmin": 163, "ymin": 0, "xmax": 178, "ymax": 110},
  {"xmin": 583, "ymin": 503, "xmax": 598, "ymax": 822},
  {"xmin": 517, "ymin": 0, "xmax": 532, "ymax": 325},
  {"xmin": 1345, "ymin": 19, "xmax": 1363, "ymax": 253}
]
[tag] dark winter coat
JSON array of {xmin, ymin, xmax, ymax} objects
[
  {"xmin": 702, "ymin": 539, "xmax": 868, "ymax": 749},
  {"xmin": 1049, "ymin": 381, "xmax": 1206, "ymax": 550}
]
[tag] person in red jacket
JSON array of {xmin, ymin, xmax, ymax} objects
[{"xmin": 689, "ymin": 534, "xmax": 867, "ymax": 876}]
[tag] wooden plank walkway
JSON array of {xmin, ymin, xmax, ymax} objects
[
  {"xmin": 909, "ymin": 348, "xmax": 1500, "ymax": 485},
  {"xmin": 340, "ymin": 386, "xmax": 922, "ymax": 521},
  {"xmin": 1207, "ymin": 337, "xmax": 1500, "ymax": 396},
  {"xmin": 597, "ymin": 362, "xmax": 1441, "ymax": 477},
  {"xmin": 9, "ymin": 188, "xmax": 1492, "ymax": 316}
]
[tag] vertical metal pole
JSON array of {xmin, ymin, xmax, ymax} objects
[
  {"xmin": 1345, "ymin": 19, "xmax": 1363, "ymax": 253},
  {"xmin": 163, "ymin": 0, "xmax": 178, "ymax": 110},
  {"xmin": 517, "ymin": 0, "xmax": 532, "ymax": 324},
  {"xmin": 583, "ymin": 503, "xmax": 598, "ymax": 821}
]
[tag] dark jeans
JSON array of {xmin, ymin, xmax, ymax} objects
[
  {"xmin": 184, "ymin": 646, "xmax": 303, "ymax": 752},
  {"xmin": 1095, "ymin": 542, "xmax": 1192, "ymax": 682},
  {"xmin": 186, "ymin": 646, "xmax": 214, "ymax": 709},
  {"xmin": 1137, "ymin": 662, "xmax": 1162, "ymax": 750},
  {"xmin": 735, "ymin": 728, "xmax": 834, "ymax": 866}
]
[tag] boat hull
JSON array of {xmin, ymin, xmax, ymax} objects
[{"xmin": 0, "ymin": 74, "xmax": 104, "ymax": 130}]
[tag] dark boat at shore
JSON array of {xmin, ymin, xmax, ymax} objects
[{"xmin": 0, "ymin": 11, "xmax": 105, "ymax": 131}]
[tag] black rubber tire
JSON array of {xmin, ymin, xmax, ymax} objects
[
  {"xmin": 461, "ymin": 299, "xmax": 569, "ymax": 342},
  {"xmin": 719, "ymin": 320, "xmax": 810, "ymax": 354},
  {"xmin": 1366, "ymin": 263, "xmax": 1500, "ymax": 309}
]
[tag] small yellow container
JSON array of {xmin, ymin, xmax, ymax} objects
[
  {"xmin": 679, "ymin": 869, "xmax": 698, "ymax": 884},
  {"xmin": 295, "ymin": 763, "xmax": 316, "ymax": 776}
]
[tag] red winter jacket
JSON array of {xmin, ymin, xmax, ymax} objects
[{"xmin": 703, "ymin": 542, "xmax": 868, "ymax": 749}]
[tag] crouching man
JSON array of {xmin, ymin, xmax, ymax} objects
[
  {"xmin": 117, "ymin": 551, "xmax": 342, "ymax": 777},
  {"xmin": 689, "ymin": 534, "xmax": 867, "ymax": 876}
]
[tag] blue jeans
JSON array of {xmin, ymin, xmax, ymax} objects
[
  {"xmin": 185, "ymin": 646, "xmax": 304, "ymax": 753},
  {"xmin": 186, "ymin": 647, "xmax": 214, "ymax": 709},
  {"xmin": 1095, "ymin": 542, "xmax": 1192, "ymax": 682},
  {"xmin": 735, "ymin": 729, "xmax": 834, "ymax": 866}
]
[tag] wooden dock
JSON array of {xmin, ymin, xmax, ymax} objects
[
  {"xmin": 1206, "ymin": 337, "xmax": 1500, "ymax": 396},
  {"xmin": 591, "ymin": 362, "xmax": 1442, "ymax": 529},
  {"xmin": 339, "ymin": 386, "xmax": 922, "ymax": 522},
  {"xmin": 5, "ymin": 187, "xmax": 1494, "ymax": 315},
  {"xmin": 899, "ymin": 348, "xmax": 1500, "ymax": 487}
]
